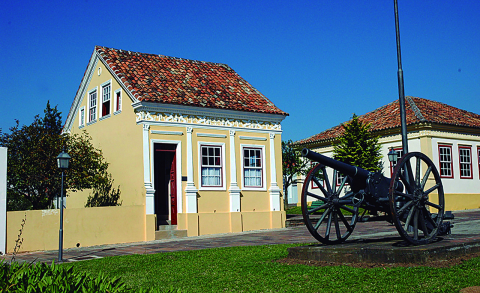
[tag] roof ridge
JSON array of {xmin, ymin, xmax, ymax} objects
[
  {"xmin": 406, "ymin": 96, "xmax": 425, "ymax": 121},
  {"xmin": 96, "ymin": 46, "xmax": 231, "ymax": 68}
]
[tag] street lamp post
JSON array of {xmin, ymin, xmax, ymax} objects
[
  {"xmin": 394, "ymin": 0, "xmax": 409, "ymax": 155},
  {"xmin": 57, "ymin": 148, "xmax": 71, "ymax": 262}
]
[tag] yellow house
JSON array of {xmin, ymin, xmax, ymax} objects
[
  {"xmin": 293, "ymin": 97, "xmax": 480, "ymax": 211},
  {"xmin": 63, "ymin": 46, "xmax": 288, "ymax": 239}
]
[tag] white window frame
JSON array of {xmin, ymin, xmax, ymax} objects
[
  {"xmin": 114, "ymin": 88, "xmax": 122, "ymax": 114},
  {"xmin": 241, "ymin": 144, "xmax": 266, "ymax": 191},
  {"xmin": 459, "ymin": 146, "xmax": 473, "ymax": 179},
  {"xmin": 79, "ymin": 106, "xmax": 85, "ymax": 128},
  {"xmin": 198, "ymin": 142, "xmax": 226, "ymax": 191},
  {"xmin": 310, "ymin": 163, "xmax": 323, "ymax": 189},
  {"xmin": 87, "ymin": 87, "xmax": 98, "ymax": 125},
  {"xmin": 478, "ymin": 146, "xmax": 480, "ymax": 180},
  {"xmin": 100, "ymin": 80, "xmax": 112, "ymax": 120},
  {"xmin": 438, "ymin": 144, "xmax": 453, "ymax": 178}
]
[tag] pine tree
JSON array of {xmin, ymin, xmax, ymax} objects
[{"xmin": 333, "ymin": 114, "xmax": 383, "ymax": 172}]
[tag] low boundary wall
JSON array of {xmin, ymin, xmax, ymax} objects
[{"xmin": 6, "ymin": 205, "xmax": 148, "ymax": 253}]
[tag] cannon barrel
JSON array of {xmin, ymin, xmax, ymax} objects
[{"xmin": 301, "ymin": 148, "xmax": 371, "ymax": 182}]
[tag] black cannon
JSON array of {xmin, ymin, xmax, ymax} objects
[{"xmin": 300, "ymin": 148, "xmax": 450, "ymax": 245}]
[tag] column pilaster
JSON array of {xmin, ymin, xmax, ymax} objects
[
  {"xmin": 185, "ymin": 126, "xmax": 198, "ymax": 213},
  {"xmin": 228, "ymin": 130, "xmax": 241, "ymax": 212},
  {"xmin": 268, "ymin": 133, "xmax": 281, "ymax": 211},
  {"xmin": 143, "ymin": 124, "xmax": 155, "ymax": 214}
]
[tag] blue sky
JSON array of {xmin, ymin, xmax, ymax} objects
[{"xmin": 1, "ymin": 0, "xmax": 479, "ymax": 142}]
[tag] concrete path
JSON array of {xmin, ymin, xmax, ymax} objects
[{"xmin": 2, "ymin": 209, "xmax": 479, "ymax": 264}]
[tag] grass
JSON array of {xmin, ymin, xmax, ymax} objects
[
  {"xmin": 286, "ymin": 205, "xmax": 302, "ymax": 215},
  {"xmin": 64, "ymin": 244, "xmax": 480, "ymax": 292}
]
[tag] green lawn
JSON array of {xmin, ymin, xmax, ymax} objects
[
  {"xmin": 64, "ymin": 244, "xmax": 480, "ymax": 292},
  {"xmin": 286, "ymin": 205, "xmax": 302, "ymax": 215}
]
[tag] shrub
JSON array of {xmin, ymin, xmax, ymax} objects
[{"xmin": 0, "ymin": 261, "xmax": 127, "ymax": 292}]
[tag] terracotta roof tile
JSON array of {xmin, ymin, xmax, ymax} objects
[
  {"xmin": 95, "ymin": 46, "xmax": 287, "ymax": 116},
  {"xmin": 295, "ymin": 97, "xmax": 480, "ymax": 146}
]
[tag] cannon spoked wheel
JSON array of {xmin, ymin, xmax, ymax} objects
[
  {"xmin": 389, "ymin": 152, "xmax": 445, "ymax": 245},
  {"xmin": 301, "ymin": 163, "xmax": 359, "ymax": 244}
]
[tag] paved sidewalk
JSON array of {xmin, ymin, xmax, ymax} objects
[{"xmin": 2, "ymin": 209, "xmax": 479, "ymax": 264}]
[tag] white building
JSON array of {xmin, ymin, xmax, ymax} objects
[{"xmin": 294, "ymin": 97, "xmax": 480, "ymax": 211}]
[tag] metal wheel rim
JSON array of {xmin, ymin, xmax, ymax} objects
[
  {"xmin": 389, "ymin": 152, "xmax": 445, "ymax": 245},
  {"xmin": 301, "ymin": 164, "xmax": 359, "ymax": 244}
]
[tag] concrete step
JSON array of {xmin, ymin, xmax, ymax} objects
[
  {"xmin": 155, "ymin": 225, "xmax": 188, "ymax": 240},
  {"xmin": 285, "ymin": 216, "xmax": 305, "ymax": 227}
]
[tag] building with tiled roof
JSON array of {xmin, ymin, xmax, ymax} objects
[
  {"xmin": 290, "ymin": 97, "xmax": 480, "ymax": 210},
  {"xmin": 60, "ymin": 46, "xmax": 288, "ymax": 250}
]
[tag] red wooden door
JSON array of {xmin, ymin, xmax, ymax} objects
[{"xmin": 169, "ymin": 153, "xmax": 177, "ymax": 225}]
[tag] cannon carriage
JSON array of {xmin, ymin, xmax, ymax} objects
[{"xmin": 301, "ymin": 148, "xmax": 450, "ymax": 245}]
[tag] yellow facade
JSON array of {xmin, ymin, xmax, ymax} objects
[
  {"xmin": 68, "ymin": 61, "xmax": 145, "ymax": 208},
  {"xmin": 6, "ymin": 206, "xmax": 148, "ymax": 253},
  {"xmin": 26, "ymin": 47, "xmax": 289, "ymax": 253}
]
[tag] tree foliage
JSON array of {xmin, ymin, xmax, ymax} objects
[
  {"xmin": 85, "ymin": 173, "xmax": 122, "ymax": 207},
  {"xmin": 333, "ymin": 114, "xmax": 383, "ymax": 172},
  {"xmin": 282, "ymin": 140, "xmax": 308, "ymax": 205},
  {"xmin": 0, "ymin": 101, "xmax": 118, "ymax": 211}
]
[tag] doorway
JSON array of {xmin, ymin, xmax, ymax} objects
[{"xmin": 153, "ymin": 143, "xmax": 177, "ymax": 226}]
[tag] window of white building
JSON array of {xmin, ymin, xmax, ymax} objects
[
  {"xmin": 438, "ymin": 145, "xmax": 453, "ymax": 178},
  {"xmin": 459, "ymin": 146, "xmax": 473, "ymax": 179}
]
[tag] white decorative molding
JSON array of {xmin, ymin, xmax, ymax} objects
[
  {"xmin": 239, "ymin": 136, "xmax": 267, "ymax": 141},
  {"xmin": 196, "ymin": 133, "xmax": 227, "ymax": 138},
  {"xmin": 151, "ymin": 130, "xmax": 184, "ymax": 136},
  {"xmin": 229, "ymin": 130, "xmax": 236, "ymax": 136},
  {"xmin": 135, "ymin": 111, "xmax": 283, "ymax": 131}
]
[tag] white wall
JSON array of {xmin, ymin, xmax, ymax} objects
[
  {"xmin": 0, "ymin": 147, "xmax": 7, "ymax": 255},
  {"xmin": 431, "ymin": 137, "xmax": 480, "ymax": 194}
]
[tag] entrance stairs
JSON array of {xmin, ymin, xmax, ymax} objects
[{"xmin": 155, "ymin": 225, "xmax": 188, "ymax": 240}]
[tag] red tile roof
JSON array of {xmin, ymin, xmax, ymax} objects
[
  {"xmin": 95, "ymin": 46, "xmax": 287, "ymax": 116},
  {"xmin": 295, "ymin": 97, "xmax": 480, "ymax": 146}
]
